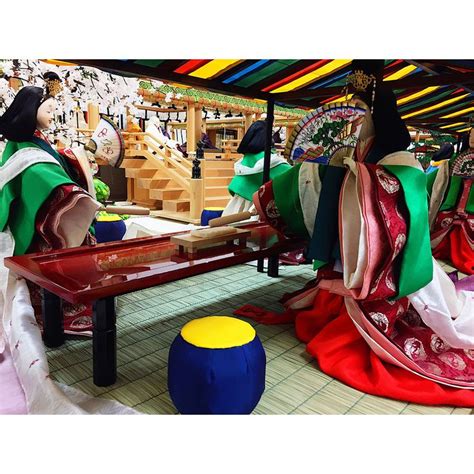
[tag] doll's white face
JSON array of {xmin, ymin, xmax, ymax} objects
[{"xmin": 36, "ymin": 98, "xmax": 56, "ymax": 130}]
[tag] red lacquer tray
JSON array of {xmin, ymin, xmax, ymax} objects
[{"xmin": 4, "ymin": 223, "xmax": 305, "ymax": 304}]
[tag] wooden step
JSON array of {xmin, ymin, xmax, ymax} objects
[
  {"xmin": 132, "ymin": 199, "xmax": 160, "ymax": 210},
  {"xmin": 131, "ymin": 186, "xmax": 161, "ymax": 210},
  {"xmin": 204, "ymin": 196, "xmax": 231, "ymax": 208},
  {"xmin": 120, "ymin": 158, "xmax": 148, "ymax": 169},
  {"xmin": 204, "ymin": 168, "xmax": 235, "ymax": 178},
  {"xmin": 125, "ymin": 168, "xmax": 157, "ymax": 179},
  {"xmin": 149, "ymin": 188, "xmax": 190, "ymax": 200},
  {"xmin": 205, "ymin": 185, "xmax": 231, "ymax": 198},
  {"xmin": 205, "ymin": 176, "xmax": 233, "ymax": 186},
  {"xmin": 136, "ymin": 177, "xmax": 175, "ymax": 189},
  {"xmin": 162, "ymin": 199, "xmax": 190, "ymax": 212}
]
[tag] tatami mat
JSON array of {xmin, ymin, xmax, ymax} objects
[{"xmin": 46, "ymin": 262, "xmax": 472, "ymax": 415}]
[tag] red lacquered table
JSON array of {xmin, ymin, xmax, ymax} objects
[{"xmin": 4, "ymin": 223, "xmax": 306, "ymax": 386}]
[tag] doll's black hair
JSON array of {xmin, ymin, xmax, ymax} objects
[
  {"xmin": 0, "ymin": 86, "xmax": 46, "ymax": 141},
  {"xmin": 237, "ymin": 120, "xmax": 269, "ymax": 154}
]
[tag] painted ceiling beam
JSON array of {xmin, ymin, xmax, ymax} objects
[{"xmin": 275, "ymin": 72, "xmax": 474, "ymax": 101}]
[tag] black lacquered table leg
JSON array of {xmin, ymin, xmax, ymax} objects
[
  {"xmin": 267, "ymin": 255, "xmax": 279, "ymax": 277},
  {"xmin": 257, "ymin": 258, "xmax": 265, "ymax": 273},
  {"xmin": 41, "ymin": 289, "xmax": 65, "ymax": 347},
  {"xmin": 93, "ymin": 297, "xmax": 117, "ymax": 387}
]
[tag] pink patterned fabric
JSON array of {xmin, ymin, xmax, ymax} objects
[
  {"xmin": 249, "ymin": 153, "xmax": 474, "ymax": 387},
  {"xmin": 28, "ymin": 184, "xmax": 95, "ymax": 336},
  {"xmin": 431, "ymin": 179, "xmax": 473, "ymax": 253},
  {"xmin": 342, "ymin": 165, "xmax": 474, "ymax": 386},
  {"xmin": 362, "ymin": 165, "xmax": 407, "ymax": 301}
]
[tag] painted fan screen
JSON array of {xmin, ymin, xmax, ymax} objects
[
  {"xmin": 450, "ymin": 150, "xmax": 474, "ymax": 178},
  {"xmin": 86, "ymin": 115, "xmax": 125, "ymax": 168},
  {"xmin": 285, "ymin": 102, "xmax": 367, "ymax": 165}
]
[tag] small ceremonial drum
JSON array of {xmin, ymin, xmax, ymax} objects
[
  {"xmin": 168, "ymin": 316, "xmax": 266, "ymax": 414},
  {"xmin": 200, "ymin": 207, "xmax": 224, "ymax": 226},
  {"xmin": 94, "ymin": 213, "xmax": 127, "ymax": 243}
]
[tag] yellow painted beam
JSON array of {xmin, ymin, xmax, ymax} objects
[
  {"xmin": 439, "ymin": 122, "xmax": 467, "ymax": 129},
  {"xmin": 397, "ymin": 87, "xmax": 440, "ymax": 106},
  {"xmin": 189, "ymin": 59, "xmax": 241, "ymax": 79},
  {"xmin": 270, "ymin": 59, "xmax": 351, "ymax": 94},
  {"xmin": 402, "ymin": 94, "xmax": 470, "ymax": 119},
  {"xmin": 440, "ymin": 106, "xmax": 474, "ymax": 119},
  {"xmin": 385, "ymin": 65, "xmax": 417, "ymax": 81}
]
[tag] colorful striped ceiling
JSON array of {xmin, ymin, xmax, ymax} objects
[{"xmin": 67, "ymin": 59, "xmax": 474, "ymax": 134}]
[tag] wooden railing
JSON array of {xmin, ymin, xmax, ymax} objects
[{"xmin": 123, "ymin": 131, "xmax": 205, "ymax": 220}]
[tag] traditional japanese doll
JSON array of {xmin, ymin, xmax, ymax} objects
[
  {"xmin": 222, "ymin": 120, "xmax": 291, "ymax": 216},
  {"xmin": 428, "ymin": 129, "xmax": 473, "ymax": 275},
  {"xmin": 145, "ymin": 115, "xmax": 180, "ymax": 153},
  {"xmin": 247, "ymin": 62, "xmax": 474, "ymax": 394},
  {"xmin": 425, "ymin": 142, "xmax": 454, "ymax": 174},
  {"xmin": 0, "ymin": 73, "xmax": 121, "ymax": 335}
]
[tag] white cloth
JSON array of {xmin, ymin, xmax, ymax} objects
[
  {"xmin": 0, "ymin": 183, "xmax": 134, "ymax": 413},
  {"xmin": 408, "ymin": 258, "xmax": 474, "ymax": 349},
  {"xmin": 298, "ymin": 162, "xmax": 322, "ymax": 237},
  {"xmin": 233, "ymin": 153, "xmax": 288, "ymax": 176},
  {"xmin": 428, "ymin": 160, "xmax": 450, "ymax": 229},
  {"xmin": 0, "ymin": 268, "xmax": 137, "ymax": 414},
  {"xmin": 378, "ymin": 150, "xmax": 424, "ymax": 170},
  {"xmin": 0, "ymin": 229, "xmax": 137, "ymax": 413},
  {"xmin": 123, "ymin": 217, "xmax": 198, "ymax": 239},
  {"xmin": 340, "ymin": 159, "xmax": 367, "ymax": 290},
  {"xmin": 0, "ymin": 230, "xmax": 14, "ymax": 354},
  {"xmin": 222, "ymin": 195, "xmax": 256, "ymax": 217}
]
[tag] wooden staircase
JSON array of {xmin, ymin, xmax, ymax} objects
[{"xmin": 122, "ymin": 132, "xmax": 237, "ymax": 224}]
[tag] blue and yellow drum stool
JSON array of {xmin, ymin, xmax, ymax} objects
[
  {"xmin": 94, "ymin": 212, "xmax": 127, "ymax": 243},
  {"xmin": 200, "ymin": 207, "xmax": 224, "ymax": 226},
  {"xmin": 168, "ymin": 316, "xmax": 266, "ymax": 414}
]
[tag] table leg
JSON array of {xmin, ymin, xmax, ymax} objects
[
  {"xmin": 93, "ymin": 297, "xmax": 117, "ymax": 387},
  {"xmin": 257, "ymin": 258, "xmax": 265, "ymax": 273},
  {"xmin": 41, "ymin": 289, "xmax": 65, "ymax": 348},
  {"xmin": 267, "ymin": 255, "xmax": 279, "ymax": 277}
]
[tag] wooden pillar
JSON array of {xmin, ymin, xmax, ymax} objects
[
  {"xmin": 127, "ymin": 178, "xmax": 134, "ymax": 203},
  {"xmin": 195, "ymin": 105, "xmax": 202, "ymax": 144},
  {"xmin": 185, "ymin": 104, "xmax": 203, "ymax": 153},
  {"xmin": 190, "ymin": 179, "xmax": 204, "ymax": 220},
  {"xmin": 286, "ymin": 124, "xmax": 294, "ymax": 142},
  {"xmin": 190, "ymin": 144, "xmax": 204, "ymax": 220},
  {"xmin": 244, "ymin": 113, "xmax": 253, "ymax": 132},
  {"xmin": 87, "ymin": 103, "xmax": 100, "ymax": 130},
  {"xmin": 262, "ymin": 99, "xmax": 275, "ymax": 184}
]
